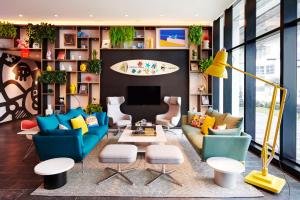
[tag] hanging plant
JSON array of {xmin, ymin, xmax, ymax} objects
[
  {"xmin": 27, "ymin": 23, "xmax": 56, "ymax": 43},
  {"xmin": 88, "ymin": 50, "xmax": 101, "ymax": 74},
  {"xmin": 109, "ymin": 26, "xmax": 135, "ymax": 48},
  {"xmin": 199, "ymin": 56, "xmax": 213, "ymax": 72},
  {"xmin": 188, "ymin": 25, "xmax": 203, "ymax": 46},
  {"xmin": 39, "ymin": 71, "xmax": 67, "ymax": 84},
  {"xmin": 0, "ymin": 21, "xmax": 17, "ymax": 38}
]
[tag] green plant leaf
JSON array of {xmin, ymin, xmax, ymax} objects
[
  {"xmin": 0, "ymin": 21, "xmax": 17, "ymax": 38},
  {"xmin": 109, "ymin": 26, "xmax": 135, "ymax": 47},
  {"xmin": 188, "ymin": 25, "xmax": 203, "ymax": 46},
  {"xmin": 85, "ymin": 103, "xmax": 103, "ymax": 114}
]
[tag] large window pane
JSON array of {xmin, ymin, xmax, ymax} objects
[
  {"xmin": 256, "ymin": 0, "xmax": 280, "ymax": 36},
  {"xmin": 232, "ymin": 47, "xmax": 244, "ymax": 118},
  {"xmin": 297, "ymin": 24, "xmax": 300, "ymax": 163},
  {"xmin": 255, "ymin": 33, "xmax": 280, "ymax": 152},
  {"xmin": 232, "ymin": 0, "xmax": 245, "ymax": 47}
]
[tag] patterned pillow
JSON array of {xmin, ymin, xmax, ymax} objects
[
  {"xmin": 85, "ymin": 114, "xmax": 99, "ymax": 127},
  {"xmin": 190, "ymin": 114, "xmax": 206, "ymax": 128}
]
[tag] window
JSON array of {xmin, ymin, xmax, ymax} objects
[
  {"xmin": 232, "ymin": 0, "xmax": 245, "ymax": 46},
  {"xmin": 219, "ymin": 15, "xmax": 224, "ymax": 113},
  {"xmin": 255, "ymin": 33, "xmax": 280, "ymax": 151},
  {"xmin": 232, "ymin": 47, "xmax": 244, "ymax": 118},
  {"xmin": 256, "ymin": 0, "xmax": 280, "ymax": 36},
  {"xmin": 297, "ymin": 24, "xmax": 300, "ymax": 162}
]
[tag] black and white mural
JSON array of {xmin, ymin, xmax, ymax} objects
[{"xmin": 0, "ymin": 52, "xmax": 40, "ymax": 123}]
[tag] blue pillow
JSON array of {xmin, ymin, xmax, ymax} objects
[
  {"xmin": 75, "ymin": 107, "xmax": 88, "ymax": 118},
  {"xmin": 44, "ymin": 128, "xmax": 82, "ymax": 136},
  {"xmin": 96, "ymin": 112, "xmax": 106, "ymax": 126},
  {"xmin": 37, "ymin": 114, "xmax": 59, "ymax": 133},
  {"xmin": 56, "ymin": 108, "xmax": 83, "ymax": 129}
]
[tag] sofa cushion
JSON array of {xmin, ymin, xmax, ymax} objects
[
  {"xmin": 56, "ymin": 108, "xmax": 83, "ymax": 129},
  {"xmin": 201, "ymin": 116, "xmax": 215, "ymax": 135},
  {"xmin": 187, "ymin": 111, "xmax": 203, "ymax": 125},
  {"xmin": 71, "ymin": 115, "xmax": 88, "ymax": 135},
  {"xmin": 44, "ymin": 128, "xmax": 82, "ymax": 136},
  {"xmin": 223, "ymin": 114, "xmax": 244, "ymax": 129},
  {"xmin": 88, "ymin": 126, "xmax": 108, "ymax": 138},
  {"xmin": 208, "ymin": 128, "xmax": 241, "ymax": 136},
  {"xmin": 210, "ymin": 112, "xmax": 227, "ymax": 127},
  {"xmin": 37, "ymin": 114, "xmax": 59, "ymax": 133},
  {"xmin": 96, "ymin": 112, "xmax": 106, "ymax": 126},
  {"xmin": 82, "ymin": 134, "xmax": 100, "ymax": 157},
  {"xmin": 182, "ymin": 125, "xmax": 203, "ymax": 150},
  {"xmin": 85, "ymin": 114, "xmax": 99, "ymax": 127}
]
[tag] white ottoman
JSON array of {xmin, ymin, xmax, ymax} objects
[
  {"xmin": 34, "ymin": 158, "xmax": 74, "ymax": 190},
  {"xmin": 145, "ymin": 145, "xmax": 184, "ymax": 186},
  {"xmin": 207, "ymin": 157, "xmax": 245, "ymax": 188},
  {"xmin": 97, "ymin": 144, "xmax": 137, "ymax": 185}
]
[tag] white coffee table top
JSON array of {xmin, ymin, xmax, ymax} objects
[
  {"xmin": 34, "ymin": 158, "xmax": 75, "ymax": 176},
  {"xmin": 118, "ymin": 125, "xmax": 167, "ymax": 143},
  {"xmin": 17, "ymin": 126, "xmax": 39, "ymax": 135},
  {"xmin": 207, "ymin": 157, "xmax": 245, "ymax": 174}
]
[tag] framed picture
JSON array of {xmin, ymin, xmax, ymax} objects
[
  {"xmin": 190, "ymin": 63, "xmax": 199, "ymax": 71},
  {"xmin": 156, "ymin": 28, "xmax": 188, "ymax": 49},
  {"xmin": 64, "ymin": 33, "xmax": 76, "ymax": 46},
  {"xmin": 201, "ymin": 95, "xmax": 210, "ymax": 105},
  {"xmin": 79, "ymin": 84, "xmax": 88, "ymax": 94}
]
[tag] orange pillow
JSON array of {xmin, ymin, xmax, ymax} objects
[{"xmin": 201, "ymin": 116, "xmax": 215, "ymax": 135}]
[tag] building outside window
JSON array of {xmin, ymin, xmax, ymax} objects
[
  {"xmin": 296, "ymin": 23, "xmax": 300, "ymax": 163},
  {"xmin": 232, "ymin": 0, "xmax": 245, "ymax": 47},
  {"xmin": 219, "ymin": 15, "xmax": 225, "ymax": 113}
]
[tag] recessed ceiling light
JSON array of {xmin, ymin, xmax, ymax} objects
[
  {"xmin": 18, "ymin": 14, "xmax": 23, "ymax": 17},
  {"xmin": 159, "ymin": 14, "xmax": 165, "ymax": 17},
  {"xmin": 89, "ymin": 14, "xmax": 93, "ymax": 17},
  {"xmin": 124, "ymin": 14, "xmax": 129, "ymax": 17},
  {"xmin": 194, "ymin": 13, "xmax": 199, "ymax": 17},
  {"xmin": 54, "ymin": 14, "xmax": 58, "ymax": 17}
]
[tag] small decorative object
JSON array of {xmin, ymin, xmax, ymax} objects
[
  {"xmin": 16, "ymin": 39, "xmax": 29, "ymax": 48},
  {"xmin": 59, "ymin": 97, "xmax": 64, "ymax": 105},
  {"xmin": 201, "ymin": 95, "xmax": 210, "ymax": 105},
  {"xmin": 81, "ymin": 44, "xmax": 87, "ymax": 49},
  {"xmin": 199, "ymin": 56, "xmax": 213, "ymax": 72},
  {"xmin": 64, "ymin": 33, "xmax": 76, "ymax": 46},
  {"xmin": 79, "ymin": 84, "xmax": 87, "ymax": 94},
  {"xmin": 20, "ymin": 48, "xmax": 29, "ymax": 58},
  {"xmin": 45, "ymin": 104, "xmax": 53, "ymax": 116},
  {"xmin": 156, "ymin": 28, "xmax": 188, "ymax": 49},
  {"xmin": 71, "ymin": 55, "xmax": 75, "ymax": 60},
  {"xmin": 188, "ymin": 25, "xmax": 203, "ymax": 46},
  {"xmin": 202, "ymin": 34, "xmax": 210, "ymax": 49},
  {"xmin": 32, "ymin": 42, "xmax": 39, "ymax": 49},
  {"xmin": 198, "ymin": 85, "xmax": 206, "ymax": 94},
  {"xmin": 192, "ymin": 49, "xmax": 198, "ymax": 60},
  {"xmin": 78, "ymin": 55, "xmax": 82, "ymax": 60},
  {"xmin": 77, "ymin": 31, "xmax": 83, "ymax": 38},
  {"xmin": 80, "ymin": 63, "xmax": 87, "ymax": 72},
  {"xmin": 88, "ymin": 50, "xmax": 101, "ymax": 74},
  {"xmin": 137, "ymin": 42, "xmax": 144, "ymax": 48},
  {"xmin": 46, "ymin": 65, "xmax": 53, "ymax": 71},
  {"xmin": 101, "ymin": 40, "xmax": 110, "ymax": 48},
  {"xmin": 60, "ymin": 64, "xmax": 65, "ymax": 71},
  {"xmin": 92, "ymin": 97, "xmax": 97, "ymax": 104},
  {"xmin": 190, "ymin": 63, "xmax": 199, "ymax": 71},
  {"xmin": 47, "ymin": 88, "xmax": 53, "ymax": 93},
  {"xmin": 146, "ymin": 37, "xmax": 154, "ymax": 48},
  {"xmin": 67, "ymin": 65, "xmax": 72, "ymax": 72},
  {"xmin": 85, "ymin": 75, "xmax": 92, "ymax": 82},
  {"xmin": 70, "ymin": 84, "xmax": 76, "ymax": 94},
  {"xmin": 57, "ymin": 51, "xmax": 65, "ymax": 60},
  {"xmin": 46, "ymin": 50, "xmax": 52, "ymax": 60},
  {"xmin": 85, "ymin": 103, "xmax": 103, "ymax": 114}
]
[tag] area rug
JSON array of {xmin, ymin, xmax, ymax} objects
[{"xmin": 31, "ymin": 130, "xmax": 263, "ymax": 198}]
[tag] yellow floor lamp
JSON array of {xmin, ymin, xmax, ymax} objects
[{"xmin": 205, "ymin": 48, "xmax": 287, "ymax": 193}]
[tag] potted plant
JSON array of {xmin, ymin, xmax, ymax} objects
[
  {"xmin": 88, "ymin": 50, "xmax": 101, "ymax": 74},
  {"xmin": 0, "ymin": 21, "xmax": 17, "ymax": 38},
  {"xmin": 188, "ymin": 25, "xmax": 203, "ymax": 46},
  {"xmin": 109, "ymin": 26, "xmax": 135, "ymax": 48},
  {"xmin": 199, "ymin": 56, "xmax": 213, "ymax": 73},
  {"xmin": 39, "ymin": 71, "xmax": 67, "ymax": 84},
  {"xmin": 27, "ymin": 23, "xmax": 56, "ymax": 48},
  {"xmin": 85, "ymin": 103, "xmax": 103, "ymax": 114}
]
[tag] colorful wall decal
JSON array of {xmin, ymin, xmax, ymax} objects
[
  {"xmin": 110, "ymin": 59, "xmax": 180, "ymax": 76},
  {"xmin": 0, "ymin": 52, "xmax": 40, "ymax": 124},
  {"xmin": 156, "ymin": 28, "xmax": 188, "ymax": 49}
]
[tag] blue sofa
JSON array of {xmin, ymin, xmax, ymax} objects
[{"xmin": 33, "ymin": 108, "xmax": 109, "ymax": 162}]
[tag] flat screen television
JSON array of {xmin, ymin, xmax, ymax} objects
[{"xmin": 127, "ymin": 86, "xmax": 160, "ymax": 105}]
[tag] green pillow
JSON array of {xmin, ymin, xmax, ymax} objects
[{"xmin": 208, "ymin": 128, "xmax": 241, "ymax": 136}]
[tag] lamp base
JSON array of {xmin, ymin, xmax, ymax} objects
[{"xmin": 244, "ymin": 170, "xmax": 285, "ymax": 193}]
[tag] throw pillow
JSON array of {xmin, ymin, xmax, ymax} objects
[
  {"xmin": 223, "ymin": 114, "xmax": 244, "ymax": 129},
  {"xmin": 190, "ymin": 114, "xmax": 206, "ymax": 128},
  {"xmin": 59, "ymin": 124, "xmax": 69, "ymax": 130},
  {"xmin": 37, "ymin": 114, "xmax": 59, "ymax": 133},
  {"xmin": 201, "ymin": 116, "xmax": 215, "ymax": 135},
  {"xmin": 214, "ymin": 124, "xmax": 227, "ymax": 130},
  {"xmin": 187, "ymin": 111, "xmax": 203, "ymax": 125},
  {"xmin": 96, "ymin": 112, "xmax": 106, "ymax": 126},
  {"xmin": 70, "ymin": 115, "xmax": 88, "ymax": 135},
  {"xmin": 85, "ymin": 114, "xmax": 99, "ymax": 127}
]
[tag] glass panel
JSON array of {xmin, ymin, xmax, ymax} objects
[
  {"xmin": 219, "ymin": 15, "xmax": 224, "ymax": 113},
  {"xmin": 255, "ymin": 33, "xmax": 280, "ymax": 152},
  {"xmin": 297, "ymin": 24, "xmax": 300, "ymax": 163},
  {"xmin": 232, "ymin": 0, "xmax": 245, "ymax": 47},
  {"xmin": 232, "ymin": 46, "xmax": 245, "ymax": 119},
  {"xmin": 256, "ymin": 0, "xmax": 280, "ymax": 36}
]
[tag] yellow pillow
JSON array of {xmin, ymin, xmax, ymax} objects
[
  {"xmin": 70, "ymin": 115, "xmax": 88, "ymax": 135},
  {"xmin": 201, "ymin": 116, "xmax": 215, "ymax": 135}
]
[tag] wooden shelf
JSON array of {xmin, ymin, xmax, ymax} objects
[
  {"xmin": 66, "ymin": 93, "xmax": 88, "ymax": 96},
  {"xmin": 55, "ymin": 48, "xmax": 88, "ymax": 51},
  {"xmin": 202, "ymin": 48, "xmax": 212, "ymax": 51},
  {"xmin": 0, "ymin": 48, "xmax": 41, "ymax": 51},
  {"xmin": 56, "ymin": 59, "xmax": 88, "ymax": 62},
  {"xmin": 42, "ymin": 59, "xmax": 55, "ymax": 61},
  {"xmin": 78, "ymin": 82, "xmax": 100, "ymax": 84},
  {"xmin": 100, "ymin": 48, "xmax": 189, "ymax": 51},
  {"xmin": 42, "ymin": 93, "xmax": 54, "ymax": 96}
]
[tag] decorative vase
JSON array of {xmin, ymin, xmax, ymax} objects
[
  {"xmin": 80, "ymin": 63, "xmax": 87, "ymax": 72},
  {"xmin": 33, "ymin": 42, "xmax": 40, "ymax": 49},
  {"xmin": 46, "ymin": 50, "xmax": 52, "ymax": 60},
  {"xmin": 46, "ymin": 65, "xmax": 53, "ymax": 71},
  {"xmin": 70, "ymin": 84, "xmax": 76, "ymax": 94},
  {"xmin": 67, "ymin": 65, "xmax": 72, "ymax": 72},
  {"xmin": 203, "ymin": 40, "xmax": 209, "ymax": 49}
]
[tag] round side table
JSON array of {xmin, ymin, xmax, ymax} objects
[
  {"xmin": 207, "ymin": 157, "xmax": 245, "ymax": 189},
  {"xmin": 34, "ymin": 158, "xmax": 74, "ymax": 190}
]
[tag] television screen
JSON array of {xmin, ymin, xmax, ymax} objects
[{"xmin": 127, "ymin": 86, "xmax": 161, "ymax": 105}]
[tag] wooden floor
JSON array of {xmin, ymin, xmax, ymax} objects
[{"xmin": 0, "ymin": 119, "xmax": 299, "ymax": 200}]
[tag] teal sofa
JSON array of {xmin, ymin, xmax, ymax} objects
[
  {"xmin": 33, "ymin": 108, "xmax": 109, "ymax": 162},
  {"xmin": 181, "ymin": 108, "xmax": 251, "ymax": 162}
]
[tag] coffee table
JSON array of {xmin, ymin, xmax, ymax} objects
[
  {"xmin": 207, "ymin": 157, "xmax": 245, "ymax": 189},
  {"xmin": 118, "ymin": 125, "xmax": 167, "ymax": 152}
]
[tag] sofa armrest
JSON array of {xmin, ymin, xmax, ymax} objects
[
  {"xmin": 33, "ymin": 131, "xmax": 84, "ymax": 162},
  {"xmin": 181, "ymin": 115, "xmax": 188, "ymax": 125},
  {"xmin": 208, "ymin": 128, "xmax": 241, "ymax": 136},
  {"xmin": 202, "ymin": 132, "xmax": 251, "ymax": 162}
]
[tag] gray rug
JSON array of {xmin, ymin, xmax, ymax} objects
[{"xmin": 32, "ymin": 130, "xmax": 263, "ymax": 198}]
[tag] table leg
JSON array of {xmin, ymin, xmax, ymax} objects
[
  {"xmin": 44, "ymin": 172, "xmax": 67, "ymax": 190},
  {"xmin": 214, "ymin": 170, "xmax": 237, "ymax": 189},
  {"xmin": 23, "ymin": 142, "xmax": 34, "ymax": 160}
]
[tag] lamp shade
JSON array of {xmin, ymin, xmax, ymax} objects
[{"xmin": 205, "ymin": 48, "xmax": 228, "ymax": 78}]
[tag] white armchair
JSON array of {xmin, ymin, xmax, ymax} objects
[
  {"xmin": 156, "ymin": 96, "xmax": 181, "ymax": 131},
  {"xmin": 107, "ymin": 96, "xmax": 132, "ymax": 133}
]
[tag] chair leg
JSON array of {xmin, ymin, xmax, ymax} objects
[
  {"xmin": 146, "ymin": 164, "xmax": 182, "ymax": 186},
  {"xmin": 97, "ymin": 164, "xmax": 135, "ymax": 185},
  {"xmin": 22, "ymin": 142, "xmax": 34, "ymax": 161}
]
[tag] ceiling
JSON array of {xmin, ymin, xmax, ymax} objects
[{"xmin": 0, "ymin": 0, "xmax": 234, "ymax": 26}]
